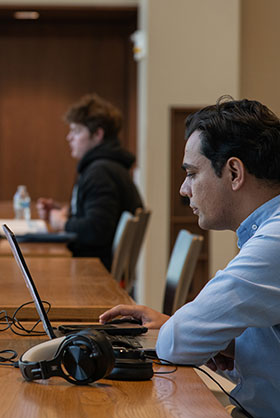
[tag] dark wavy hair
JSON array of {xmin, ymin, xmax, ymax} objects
[
  {"xmin": 64, "ymin": 93, "xmax": 123, "ymax": 138},
  {"xmin": 185, "ymin": 96, "xmax": 280, "ymax": 183}
]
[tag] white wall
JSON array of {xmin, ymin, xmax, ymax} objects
[
  {"xmin": 241, "ymin": 0, "xmax": 280, "ymax": 115},
  {"xmin": 0, "ymin": 0, "xmax": 240, "ymax": 309},
  {"xmin": 136, "ymin": 0, "xmax": 240, "ymax": 309}
]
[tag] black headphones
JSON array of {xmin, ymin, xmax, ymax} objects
[{"xmin": 19, "ymin": 331, "xmax": 115, "ymax": 385}]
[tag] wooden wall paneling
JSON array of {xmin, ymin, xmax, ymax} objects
[
  {"xmin": 170, "ymin": 107, "xmax": 209, "ymax": 301},
  {"xmin": 0, "ymin": 6, "xmax": 137, "ymax": 203}
]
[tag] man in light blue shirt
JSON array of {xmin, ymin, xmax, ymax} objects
[{"xmin": 100, "ymin": 97, "xmax": 280, "ymax": 418}]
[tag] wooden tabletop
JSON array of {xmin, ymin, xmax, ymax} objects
[
  {"xmin": 0, "ymin": 201, "xmax": 72, "ymax": 257},
  {"xmin": 0, "ymin": 257, "xmax": 133, "ymax": 321},
  {"xmin": 0, "ymin": 329, "xmax": 230, "ymax": 418},
  {"xmin": 0, "ymin": 239, "xmax": 71, "ymax": 257}
]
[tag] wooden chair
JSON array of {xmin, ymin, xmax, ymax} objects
[
  {"xmin": 124, "ymin": 207, "xmax": 151, "ymax": 293},
  {"xmin": 111, "ymin": 211, "xmax": 139, "ymax": 285},
  {"xmin": 112, "ymin": 211, "xmax": 133, "ymax": 255},
  {"xmin": 163, "ymin": 229, "xmax": 204, "ymax": 315}
]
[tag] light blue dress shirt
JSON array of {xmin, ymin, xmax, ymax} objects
[{"xmin": 156, "ymin": 195, "xmax": 280, "ymax": 418}]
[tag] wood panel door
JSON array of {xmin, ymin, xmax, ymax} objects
[
  {"xmin": 170, "ymin": 107, "xmax": 209, "ymax": 301},
  {"xmin": 0, "ymin": 7, "xmax": 137, "ymax": 203}
]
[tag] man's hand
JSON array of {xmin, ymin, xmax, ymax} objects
[
  {"xmin": 49, "ymin": 208, "xmax": 67, "ymax": 231},
  {"xmin": 99, "ymin": 304, "xmax": 170, "ymax": 329},
  {"xmin": 36, "ymin": 198, "xmax": 61, "ymax": 221},
  {"xmin": 206, "ymin": 340, "xmax": 235, "ymax": 372}
]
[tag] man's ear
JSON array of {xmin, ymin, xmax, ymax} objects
[
  {"xmin": 226, "ymin": 157, "xmax": 245, "ymax": 191},
  {"xmin": 91, "ymin": 127, "xmax": 104, "ymax": 146}
]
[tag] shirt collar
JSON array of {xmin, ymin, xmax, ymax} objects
[{"xmin": 237, "ymin": 194, "xmax": 280, "ymax": 248}]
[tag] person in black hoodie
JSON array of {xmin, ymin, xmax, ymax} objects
[{"xmin": 37, "ymin": 93, "xmax": 143, "ymax": 270}]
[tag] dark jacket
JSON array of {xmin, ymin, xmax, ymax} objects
[{"xmin": 65, "ymin": 138, "xmax": 143, "ymax": 270}]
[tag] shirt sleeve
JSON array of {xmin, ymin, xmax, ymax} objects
[{"xmin": 156, "ymin": 222, "xmax": 280, "ymax": 365}]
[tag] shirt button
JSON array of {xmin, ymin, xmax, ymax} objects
[{"xmin": 252, "ymin": 224, "xmax": 258, "ymax": 230}]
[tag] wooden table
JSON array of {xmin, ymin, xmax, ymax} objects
[
  {"xmin": 0, "ymin": 201, "xmax": 71, "ymax": 257},
  {"xmin": 0, "ymin": 329, "xmax": 230, "ymax": 418},
  {"xmin": 0, "ymin": 239, "xmax": 71, "ymax": 257},
  {"xmin": 0, "ymin": 257, "xmax": 133, "ymax": 321}
]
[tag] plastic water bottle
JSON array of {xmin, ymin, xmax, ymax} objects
[{"xmin": 13, "ymin": 185, "xmax": 31, "ymax": 220}]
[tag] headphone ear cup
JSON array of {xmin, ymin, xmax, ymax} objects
[
  {"xmin": 59, "ymin": 332, "xmax": 115, "ymax": 384},
  {"xmin": 61, "ymin": 342, "xmax": 98, "ymax": 384},
  {"xmin": 91, "ymin": 332, "xmax": 115, "ymax": 378}
]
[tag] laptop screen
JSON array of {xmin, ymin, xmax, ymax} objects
[{"xmin": 2, "ymin": 224, "xmax": 56, "ymax": 339}]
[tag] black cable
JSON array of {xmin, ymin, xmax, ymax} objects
[
  {"xmin": 190, "ymin": 365, "xmax": 254, "ymax": 418},
  {"xmin": 146, "ymin": 354, "xmax": 253, "ymax": 418},
  {"xmin": 0, "ymin": 349, "xmax": 19, "ymax": 368},
  {"xmin": 146, "ymin": 355, "xmax": 178, "ymax": 375},
  {"xmin": 0, "ymin": 301, "xmax": 51, "ymax": 336},
  {"xmin": 0, "ymin": 310, "xmax": 12, "ymax": 332},
  {"xmin": 11, "ymin": 300, "xmax": 50, "ymax": 336}
]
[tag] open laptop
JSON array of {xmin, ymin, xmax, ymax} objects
[{"xmin": 2, "ymin": 224, "xmax": 158, "ymax": 355}]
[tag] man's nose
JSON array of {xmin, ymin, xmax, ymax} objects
[{"xmin": 180, "ymin": 179, "xmax": 191, "ymax": 197}]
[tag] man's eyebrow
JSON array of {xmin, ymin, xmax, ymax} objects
[{"xmin": 181, "ymin": 163, "xmax": 197, "ymax": 171}]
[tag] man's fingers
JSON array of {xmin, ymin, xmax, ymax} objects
[{"xmin": 99, "ymin": 305, "xmax": 139, "ymax": 323}]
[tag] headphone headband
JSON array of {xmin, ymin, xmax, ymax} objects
[{"xmin": 19, "ymin": 331, "xmax": 115, "ymax": 385}]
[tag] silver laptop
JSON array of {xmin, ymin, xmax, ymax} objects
[{"xmin": 2, "ymin": 224, "xmax": 158, "ymax": 355}]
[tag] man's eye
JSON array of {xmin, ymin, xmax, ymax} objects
[{"xmin": 186, "ymin": 172, "xmax": 195, "ymax": 178}]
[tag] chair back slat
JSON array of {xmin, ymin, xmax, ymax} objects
[
  {"xmin": 111, "ymin": 212, "xmax": 138, "ymax": 284},
  {"xmin": 163, "ymin": 230, "xmax": 203, "ymax": 315},
  {"xmin": 112, "ymin": 211, "xmax": 133, "ymax": 255},
  {"xmin": 125, "ymin": 208, "xmax": 151, "ymax": 292}
]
